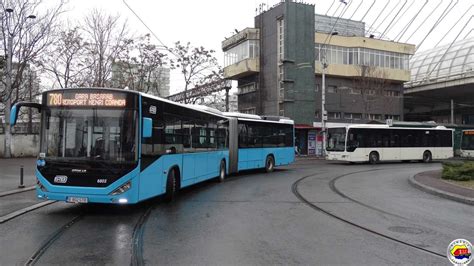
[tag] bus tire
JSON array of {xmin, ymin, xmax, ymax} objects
[
  {"xmin": 164, "ymin": 168, "xmax": 178, "ymax": 202},
  {"xmin": 265, "ymin": 155, "xmax": 275, "ymax": 173},
  {"xmin": 369, "ymin": 151, "xmax": 379, "ymax": 164},
  {"xmin": 217, "ymin": 160, "xmax": 226, "ymax": 183},
  {"xmin": 422, "ymin": 151, "xmax": 432, "ymax": 163}
]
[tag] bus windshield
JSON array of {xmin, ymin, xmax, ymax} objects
[
  {"xmin": 41, "ymin": 108, "xmax": 137, "ymax": 162},
  {"xmin": 327, "ymin": 128, "xmax": 346, "ymax": 152},
  {"xmin": 461, "ymin": 131, "xmax": 474, "ymax": 151}
]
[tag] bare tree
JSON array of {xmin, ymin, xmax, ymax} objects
[
  {"xmin": 171, "ymin": 41, "xmax": 221, "ymax": 104},
  {"xmin": 40, "ymin": 26, "xmax": 90, "ymax": 88},
  {"xmin": 82, "ymin": 9, "xmax": 130, "ymax": 87},
  {"xmin": 0, "ymin": 0, "xmax": 66, "ymax": 157},
  {"xmin": 352, "ymin": 65, "xmax": 393, "ymax": 120},
  {"xmin": 116, "ymin": 33, "xmax": 168, "ymax": 95}
]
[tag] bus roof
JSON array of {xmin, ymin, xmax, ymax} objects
[{"xmin": 342, "ymin": 124, "xmax": 451, "ymax": 131}]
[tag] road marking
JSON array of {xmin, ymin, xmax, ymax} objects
[
  {"xmin": 0, "ymin": 186, "xmax": 35, "ymax": 197},
  {"xmin": 0, "ymin": 201, "xmax": 56, "ymax": 224}
]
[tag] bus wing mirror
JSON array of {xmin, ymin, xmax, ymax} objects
[
  {"xmin": 10, "ymin": 102, "xmax": 42, "ymax": 126},
  {"xmin": 142, "ymin": 117, "xmax": 152, "ymax": 138}
]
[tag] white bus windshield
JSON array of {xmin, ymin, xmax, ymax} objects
[{"xmin": 327, "ymin": 128, "xmax": 346, "ymax": 151}]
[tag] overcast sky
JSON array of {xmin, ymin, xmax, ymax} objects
[{"xmin": 62, "ymin": 0, "xmax": 473, "ymax": 94}]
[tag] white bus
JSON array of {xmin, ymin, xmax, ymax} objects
[
  {"xmin": 460, "ymin": 129, "xmax": 474, "ymax": 158},
  {"xmin": 326, "ymin": 124, "xmax": 453, "ymax": 164}
]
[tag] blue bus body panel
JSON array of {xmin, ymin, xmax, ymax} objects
[
  {"xmin": 35, "ymin": 166, "xmax": 140, "ymax": 204},
  {"xmin": 137, "ymin": 151, "xmax": 229, "ymax": 202},
  {"xmin": 238, "ymin": 147, "xmax": 294, "ymax": 171}
]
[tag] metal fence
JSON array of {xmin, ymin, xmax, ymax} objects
[{"xmin": 0, "ymin": 122, "xmax": 40, "ymax": 134}]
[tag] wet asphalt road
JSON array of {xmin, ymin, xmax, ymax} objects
[{"xmin": 0, "ymin": 159, "xmax": 473, "ymax": 265}]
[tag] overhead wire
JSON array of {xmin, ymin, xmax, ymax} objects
[
  {"xmin": 348, "ymin": 0, "xmax": 363, "ymax": 20},
  {"xmin": 122, "ymin": 0, "xmax": 178, "ymax": 58},
  {"xmin": 322, "ymin": 1, "xmax": 351, "ymax": 44},
  {"xmin": 372, "ymin": 0, "xmax": 402, "ymax": 37},
  {"xmin": 411, "ymin": 0, "xmax": 459, "ymax": 52},
  {"xmin": 380, "ymin": 0, "xmax": 407, "ymax": 39},
  {"xmin": 434, "ymin": 4, "xmax": 473, "ymax": 47},
  {"xmin": 360, "ymin": 0, "xmax": 375, "ymax": 21},
  {"xmin": 394, "ymin": 0, "xmax": 429, "ymax": 42},
  {"xmin": 325, "ymin": 0, "xmax": 336, "ymax": 16},
  {"xmin": 366, "ymin": 1, "xmax": 390, "ymax": 36},
  {"xmin": 384, "ymin": 0, "xmax": 416, "ymax": 37}
]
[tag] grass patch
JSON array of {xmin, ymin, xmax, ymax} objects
[
  {"xmin": 443, "ymin": 179, "xmax": 474, "ymax": 190},
  {"xmin": 442, "ymin": 161, "xmax": 474, "ymax": 181}
]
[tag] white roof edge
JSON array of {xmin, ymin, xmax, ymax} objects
[
  {"xmin": 185, "ymin": 104, "xmax": 223, "ymax": 115},
  {"xmin": 223, "ymin": 112, "xmax": 262, "ymax": 119}
]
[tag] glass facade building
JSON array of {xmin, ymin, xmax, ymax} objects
[
  {"xmin": 224, "ymin": 40, "xmax": 259, "ymax": 67},
  {"xmin": 315, "ymin": 44, "xmax": 410, "ymax": 70}
]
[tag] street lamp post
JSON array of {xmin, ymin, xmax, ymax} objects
[
  {"xmin": 3, "ymin": 8, "xmax": 36, "ymax": 158},
  {"xmin": 320, "ymin": 31, "xmax": 338, "ymax": 158},
  {"xmin": 321, "ymin": 61, "xmax": 327, "ymax": 157}
]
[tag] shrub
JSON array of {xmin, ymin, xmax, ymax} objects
[{"xmin": 442, "ymin": 161, "xmax": 474, "ymax": 181}]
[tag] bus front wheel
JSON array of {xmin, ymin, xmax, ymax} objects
[
  {"xmin": 265, "ymin": 155, "xmax": 275, "ymax": 173},
  {"xmin": 369, "ymin": 152, "xmax": 379, "ymax": 164},
  {"xmin": 218, "ymin": 160, "xmax": 226, "ymax": 183},
  {"xmin": 164, "ymin": 169, "xmax": 178, "ymax": 202},
  {"xmin": 422, "ymin": 151, "xmax": 432, "ymax": 163}
]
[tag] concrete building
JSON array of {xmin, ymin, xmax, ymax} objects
[
  {"xmin": 222, "ymin": 0, "xmax": 415, "ymax": 155},
  {"xmin": 404, "ymin": 37, "xmax": 474, "ymax": 125},
  {"xmin": 111, "ymin": 61, "xmax": 170, "ymax": 97}
]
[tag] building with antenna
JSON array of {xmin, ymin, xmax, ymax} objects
[{"xmin": 222, "ymin": 0, "xmax": 415, "ymax": 155}]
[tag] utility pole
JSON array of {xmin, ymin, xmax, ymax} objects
[
  {"xmin": 321, "ymin": 61, "xmax": 327, "ymax": 157},
  {"xmin": 4, "ymin": 8, "xmax": 14, "ymax": 158},
  {"xmin": 451, "ymin": 99, "xmax": 454, "ymax": 124}
]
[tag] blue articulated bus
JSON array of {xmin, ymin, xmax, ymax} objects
[{"xmin": 10, "ymin": 88, "xmax": 294, "ymax": 204}]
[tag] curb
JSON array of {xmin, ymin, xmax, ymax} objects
[
  {"xmin": 408, "ymin": 174, "xmax": 474, "ymax": 205},
  {"xmin": 0, "ymin": 186, "xmax": 35, "ymax": 198}
]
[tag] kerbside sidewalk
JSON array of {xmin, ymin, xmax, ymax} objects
[
  {"xmin": 409, "ymin": 170, "xmax": 474, "ymax": 205},
  {"xmin": 0, "ymin": 158, "xmax": 36, "ymax": 194}
]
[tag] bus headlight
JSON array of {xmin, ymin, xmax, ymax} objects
[
  {"xmin": 110, "ymin": 181, "xmax": 131, "ymax": 195},
  {"xmin": 37, "ymin": 178, "xmax": 48, "ymax": 192}
]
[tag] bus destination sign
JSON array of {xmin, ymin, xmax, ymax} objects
[
  {"xmin": 48, "ymin": 92, "xmax": 127, "ymax": 107},
  {"xmin": 464, "ymin": 130, "xmax": 474, "ymax": 136}
]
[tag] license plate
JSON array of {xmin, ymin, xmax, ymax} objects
[{"xmin": 67, "ymin": 196, "xmax": 88, "ymax": 203}]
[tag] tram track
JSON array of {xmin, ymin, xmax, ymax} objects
[
  {"xmin": 25, "ymin": 213, "xmax": 85, "ymax": 266},
  {"xmin": 291, "ymin": 167, "xmax": 446, "ymax": 259},
  {"xmin": 130, "ymin": 203, "xmax": 155, "ymax": 266}
]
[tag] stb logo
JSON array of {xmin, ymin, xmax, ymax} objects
[
  {"xmin": 54, "ymin": 175, "xmax": 68, "ymax": 184},
  {"xmin": 447, "ymin": 239, "xmax": 472, "ymax": 265},
  {"xmin": 149, "ymin": 105, "xmax": 157, "ymax": 114}
]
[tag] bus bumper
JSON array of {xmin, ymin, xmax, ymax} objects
[
  {"xmin": 326, "ymin": 152, "xmax": 349, "ymax": 161},
  {"xmin": 36, "ymin": 187, "xmax": 139, "ymax": 204},
  {"xmin": 35, "ymin": 169, "xmax": 140, "ymax": 204}
]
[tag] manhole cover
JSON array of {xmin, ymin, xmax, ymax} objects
[{"xmin": 388, "ymin": 226, "xmax": 425, "ymax": 234}]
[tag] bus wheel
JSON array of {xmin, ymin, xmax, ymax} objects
[
  {"xmin": 218, "ymin": 160, "xmax": 226, "ymax": 183},
  {"xmin": 164, "ymin": 169, "xmax": 178, "ymax": 202},
  {"xmin": 369, "ymin": 152, "xmax": 379, "ymax": 164},
  {"xmin": 265, "ymin": 155, "xmax": 275, "ymax": 173},
  {"xmin": 422, "ymin": 151, "xmax": 432, "ymax": 163}
]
